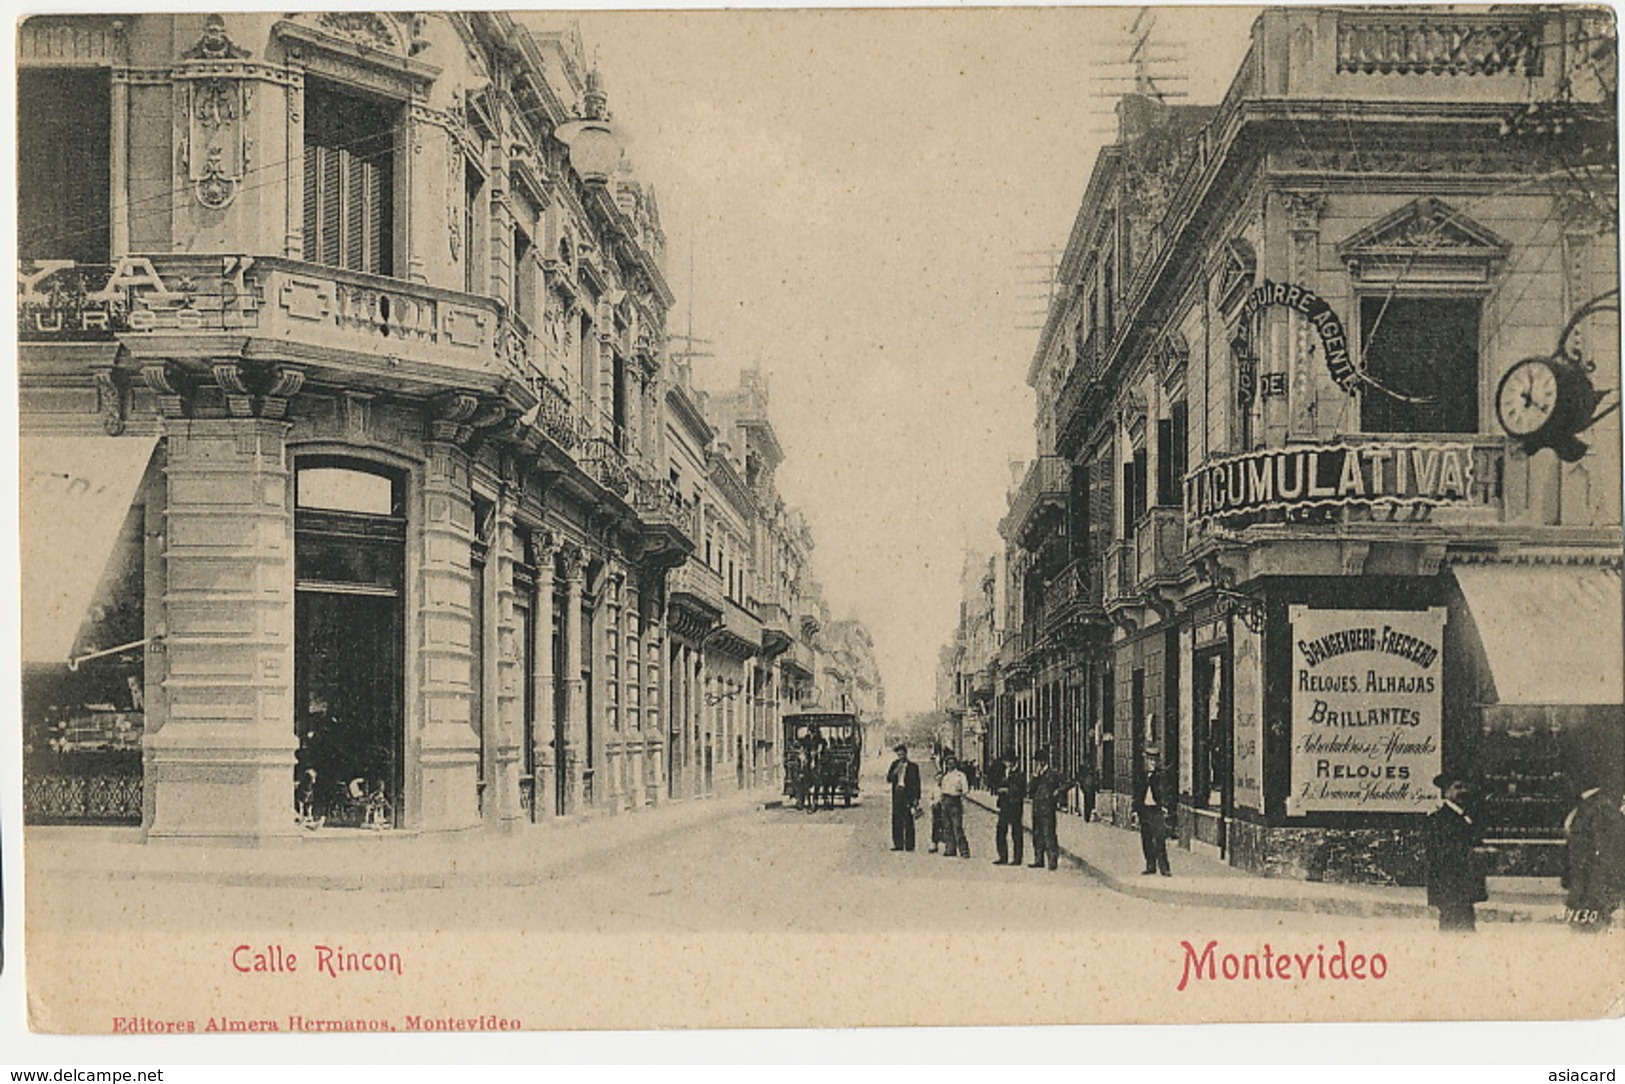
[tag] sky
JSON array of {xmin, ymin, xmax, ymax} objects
[{"xmin": 567, "ymin": 6, "xmax": 1261, "ymax": 715}]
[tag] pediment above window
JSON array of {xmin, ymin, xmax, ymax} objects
[{"xmin": 1337, "ymin": 197, "xmax": 1510, "ymax": 283}]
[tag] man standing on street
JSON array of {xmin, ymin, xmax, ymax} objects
[
  {"xmin": 886, "ymin": 743, "xmax": 921, "ymax": 852},
  {"xmin": 993, "ymin": 748, "xmax": 1026, "ymax": 866},
  {"xmin": 1028, "ymin": 747, "xmax": 1063, "ymax": 870},
  {"xmin": 1562, "ymin": 779, "xmax": 1625, "ymax": 932},
  {"xmin": 1133, "ymin": 747, "xmax": 1172, "ymax": 876},
  {"xmin": 1425, "ymin": 773, "xmax": 1487, "ymax": 932},
  {"xmin": 938, "ymin": 755, "xmax": 971, "ymax": 859}
]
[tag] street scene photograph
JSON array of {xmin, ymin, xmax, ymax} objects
[{"xmin": 11, "ymin": 4, "xmax": 1625, "ymax": 1037}]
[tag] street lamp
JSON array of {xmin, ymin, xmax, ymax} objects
[{"xmin": 554, "ymin": 70, "xmax": 624, "ymax": 185}]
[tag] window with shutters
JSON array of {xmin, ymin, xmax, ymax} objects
[
  {"xmin": 18, "ymin": 69, "xmax": 110, "ymax": 264},
  {"xmin": 1156, "ymin": 402, "xmax": 1188, "ymax": 507},
  {"xmin": 302, "ymin": 82, "xmax": 397, "ymax": 276}
]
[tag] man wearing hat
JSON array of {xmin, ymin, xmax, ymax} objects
[
  {"xmin": 885, "ymin": 743, "xmax": 921, "ymax": 851},
  {"xmin": 1027, "ymin": 747, "xmax": 1065, "ymax": 870},
  {"xmin": 1425, "ymin": 772, "xmax": 1487, "ymax": 932},
  {"xmin": 992, "ymin": 747, "xmax": 1026, "ymax": 866},
  {"xmin": 1133, "ymin": 746, "xmax": 1172, "ymax": 876}
]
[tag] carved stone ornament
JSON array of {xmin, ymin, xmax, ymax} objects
[
  {"xmin": 1282, "ymin": 191, "xmax": 1327, "ymax": 233},
  {"xmin": 182, "ymin": 15, "xmax": 250, "ymax": 60},
  {"xmin": 181, "ymin": 73, "xmax": 248, "ymax": 209},
  {"xmin": 314, "ymin": 12, "xmax": 402, "ymax": 53}
]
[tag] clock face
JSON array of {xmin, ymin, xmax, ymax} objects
[{"xmin": 1496, "ymin": 358, "xmax": 1560, "ymax": 437}]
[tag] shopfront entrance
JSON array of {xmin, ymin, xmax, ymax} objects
[{"xmin": 293, "ymin": 461, "xmax": 405, "ymax": 828}]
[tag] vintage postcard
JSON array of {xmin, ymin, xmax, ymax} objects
[{"xmin": 14, "ymin": 5, "xmax": 1625, "ymax": 1036}]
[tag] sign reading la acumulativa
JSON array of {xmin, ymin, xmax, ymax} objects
[
  {"xmin": 1184, "ymin": 441, "xmax": 1477, "ymax": 525},
  {"xmin": 1287, "ymin": 605, "xmax": 1444, "ymax": 815}
]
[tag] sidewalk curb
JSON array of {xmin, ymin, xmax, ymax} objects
[
  {"xmin": 29, "ymin": 790, "xmax": 772, "ymax": 892},
  {"xmin": 965, "ymin": 793, "xmax": 1561, "ymax": 924}
]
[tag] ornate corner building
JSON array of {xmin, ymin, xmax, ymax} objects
[
  {"xmin": 998, "ymin": 8, "xmax": 1621, "ymax": 883},
  {"xmin": 17, "ymin": 12, "xmax": 875, "ymax": 840}
]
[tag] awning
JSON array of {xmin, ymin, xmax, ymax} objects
[
  {"xmin": 1452, "ymin": 563, "xmax": 1624, "ymax": 706},
  {"xmin": 20, "ymin": 433, "xmax": 159, "ymax": 665}
]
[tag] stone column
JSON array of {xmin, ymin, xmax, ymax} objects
[
  {"xmin": 147, "ymin": 417, "xmax": 296, "ymax": 840},
  {"xmin": 561, "ymin": 544, "xmax": 588, "ymax": 813},
  {"xmin": 417, "ymin": 437, "xmax": 481, "ymax": 832},
  {"xmin": 531, "ymin": 534, "xmax": 558, "ymax": 817}
]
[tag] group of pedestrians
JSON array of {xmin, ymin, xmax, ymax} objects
[
  {"xmin": 1425, "ymin": 770, "xmax": 1625, "ymax": 934},
  {"xmin": 885, "ymin": 741, "xmax": 1161, "ymax": 874}
]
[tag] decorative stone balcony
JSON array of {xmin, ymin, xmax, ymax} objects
[
  {"xmin": 1134, "ymin": 506, "xmax": 1187, "ymax": 590},
  {"xmin": 1000, "ymin": 455, "xmax": 1070, "ymax": 550},
  {"xmin": 668, "ymin": 558, "xmax": 727, "ymax": 622},
  {"xmin": 632, "ymin": 472, "xmax": 699, "ymax": 569},
  {"xmin": 1103, "ymin": 540, "xmax": 1138, "ymax": 612},
  {"xmin": 1039, "ymin": 556, "xmax": 1106, "ymax": 637},
  {"xmin": 716, "ymin": 600, "xmax": 764, "ymax": 659},
  {"xmin": 755, "ymin": 598, "xmax": 796, "ymax": 656}
]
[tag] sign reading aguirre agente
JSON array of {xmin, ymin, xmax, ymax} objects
[
  {"xmin": 1184, "ymin": 441, "xmax": 1475, "ymax": 525},
  {"xmin": 1288, "ymin": 606, "xmax": 1445, "ymax": 815}
]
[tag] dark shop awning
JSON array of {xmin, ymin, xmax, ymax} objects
[
  {"xmin": 21, "ymin": 433, "xmax": 159, "ymax": 665},
  {"xmin": 1452, "ymin": 563, "xmax": 1623, "ymax": 706}
]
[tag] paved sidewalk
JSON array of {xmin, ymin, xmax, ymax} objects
[
  {"xmin": 967, "ymin": 791, "xmax": 1567, "ymax": 924},
  {"xmin": 26, "ymin": 788, "xmax": 775, "ymax": 891}
]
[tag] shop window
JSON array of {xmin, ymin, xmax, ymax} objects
[
  {"xmin": 22, "ymin": 505, "xmax": 145, "ymax": 825},
  {"xmin": 302, "ymin": 81, "xmax": 397, "ymax": 276},
  {"xmin": 1359, "ymin": 297, "xmax": 1481, "ymax": 434},
  {"xmin": 18, "ymin": 68, "xmax": 110, "ymax": 264}
]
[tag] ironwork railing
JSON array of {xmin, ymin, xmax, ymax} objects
[
  {"xmin": 580, "ymin": 436, "xmax": 632, "ymax": 497},
  {"xmin": 1002, "ymin": 455, "xmax": 1070, "ymax": 543},
  {"xmin": 632, "ymin": 472, "xmax": 701, "ymax": 541}
]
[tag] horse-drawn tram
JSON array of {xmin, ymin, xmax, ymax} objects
[{"xmin": 782, "ymin": 712, "xmax": 863, "ymax": 810}]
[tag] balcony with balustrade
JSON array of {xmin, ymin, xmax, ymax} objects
[
  {"xmin": 632, "ymin": 471, "xmax": 699, "ymax": 569},
  {"xmin": 1038, "ymin": 557, "xmax": 1107, "ymax": 640},
  {"xmin": 1103, "ymin": 540, "xmax": 1138, "ymax": 615},
  {"xmin": 1134, "ymin": 507, "xmax": 1187, "ymax": 591},
  {"xmin": 668, "ymin": 558, "xmax": 727, "ymax": 624},
  {"xmin": 1000, "ymin": 456, "xmax": 1071, "ymax": 551},
  {"xmin": 754, "ymin": 597, "xmax": 796, "ymax": 656}
]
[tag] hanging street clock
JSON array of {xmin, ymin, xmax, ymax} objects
[{"xmin": 1494, "ymin": 354, "xmax": 1602, "ymax": 462}]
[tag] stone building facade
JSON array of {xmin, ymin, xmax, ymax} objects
[
  {"xmin": 17, "ymin": 12, "xmax": 877, "ymax": 839},
  {"xmin": 998, "ymin": 8, "xmax": 1621, "ymax": 882}
]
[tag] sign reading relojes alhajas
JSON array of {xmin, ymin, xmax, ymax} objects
[
  {"xmin": 1185, "ymin": 441, "xmax": 1475, "ymax": 524},
  {"xmin": 1288, "ymin": 606, "xmax": 1445, "ymax": 815}
]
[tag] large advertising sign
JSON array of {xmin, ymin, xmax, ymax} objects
[
  {"xmin": 1185, "ymin": 441, "xmax": 1476, "ymax": 525},
  {"xmin": 1288, "ymin": 606, "xmax": 1445, "ymax": 815}
]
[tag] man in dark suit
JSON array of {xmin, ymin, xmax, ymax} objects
[
  {"xmin": 1563, "ymin": 779, "xmax": 1625, "ymax": 933},
  {"xmin": 886, "ymin": 743, "xmax": 921, "ymax": 851},
  {"xmin": 1133, "ymin": 748, "xmax": 1172, "ymax": 876},
  {"xmin": 1425, "ymin": 773, "xmax": 1487, "ymax": 932},
  {"xmin": 1028, "ymin": 747, "xmax": 1065, "ymax": 870},
  {"xmin": 992, "ymin": 748, "xmax": 1026, "ymax": 866}
]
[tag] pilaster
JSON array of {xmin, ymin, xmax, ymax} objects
[
  {"xmin": 561, "ymin": 543, "xmax": 588, "ymax": 813},
  {"xmin": 417, "ymin": 437, "xmax": 481, "ymax": 831},
  {"xmin": 147, "ymin": 417, "xmax": 296, "ymax": 839}
]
